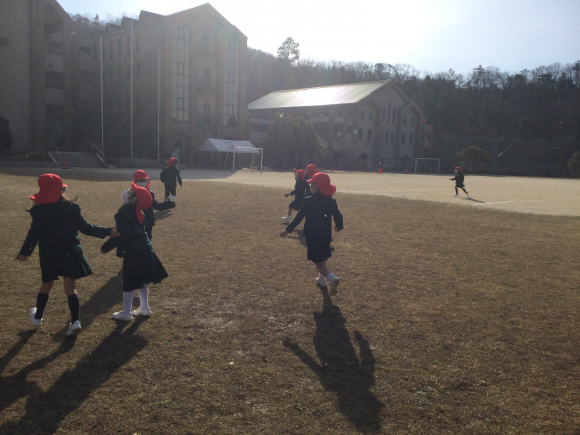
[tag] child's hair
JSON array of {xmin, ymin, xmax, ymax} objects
[{"xmin": 28, "ymin": 187, "xmax": 77, "ymax": 209}]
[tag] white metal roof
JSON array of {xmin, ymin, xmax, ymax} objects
[{"xmin": 198, "ymin": 138, "xmax": 259, "ymax": 153}]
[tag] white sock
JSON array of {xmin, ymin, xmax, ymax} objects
[
  {"xmin": 122, "ymin": 291, "xmax": 134, "ymax": 315},
  {"xmin": 137, "ymin": 285, "xmax": 149, "ymax": 310},
  {"xmin": 170, "ymin": 195, "xmax": 175, "ymax": 200},
  {"xmin": 318, "ymin": 273, "xmax": 327, "ymax": 282}
]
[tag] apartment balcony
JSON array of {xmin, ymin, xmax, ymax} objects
[
  {"xmin": 45, "ymin": 53, "xmax": 63, "ymax": 72},
  {"xmin": 79, "ymin": 53, "xmax": 92, "ymax": 72}
]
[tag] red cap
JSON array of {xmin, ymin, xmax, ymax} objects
[
  {"xmin": 133, "ymin": 170, "xmax": 151, "ymax": 189},
  {"xmin": 131, "ymin": 182, "xmax": 153, "ymax": 225},
  {"xmin": 30, "ymin": 174, "xmax": 68, "ymax": 204},
  {"xmin": 455, "ymin": 167, "xmax": 462, "ymax": 172},
  {"xmin": 306, "ymin": 164, "xmax": 317, "ymax": 178},
  {"xmin": 167, "ymin": 157, "xmax": 177, "ymax": 167},
  {"xmin": 307, "ymin": 172, "xmax": 336, "ymax": 196},
  {"xmin": 293, "ymin": 168, "xmax": 306, "ymax": 178}
]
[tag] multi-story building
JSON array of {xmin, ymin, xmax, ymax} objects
[
  {"xmin": 0, "ymin": 1, "xmax": 248, "ymax": 164},
  {"xmin": 93, "ymin": 4, "xmax": 248, "ymax": 164},
  {"xmin": 248, "ymin": 80, "xmax": 434, "ymax": 171},
  {"xmin": 0, "ymin": 0, "xmax": 75, "ymax": 151}
]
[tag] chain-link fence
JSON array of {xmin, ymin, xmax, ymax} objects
[{"xmin": 431, "ymin": 134, "xmax": 578, "ymax": 177}]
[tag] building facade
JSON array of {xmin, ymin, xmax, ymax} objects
[
  {"xmin": 248, "ymin": 81, "xmax": 434, "ymax": 171},
  {"xmin": 0, "ymin": 1, "xmax": 248, "ymax": 163}
]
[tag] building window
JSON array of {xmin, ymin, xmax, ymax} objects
[
  {"xmin": 369, "ymin": 112, "xmax": 374, "ymax": 121},
  {"xmin": 401, "ymin": 133, "xmax": 406, "ymax": 144},
  {"xmin": 223, "ymin": 36, "xmax": 240, "ymax": 126},
  {"xmin": 126, "ymin": 34, "xmax": 131, "ymax": 55},
  {"xmin": 203, "ymin": 68, "xmax": 210, "ymax": 90},
  {"xmin": 136, "ymin": 33, "xmax": 141, "ymax": 53},
  {"xmin": 411, "ymin": 117, "xmax": 415, "ymax": 126},
  {"xmin": 409, "ymin": 133, "xmax": 413, "ymax": 144},
  {"xmin": 358, "ymin": 128, "xmax": 363, "ymax": 141},
  {"xmin": 203, "ymin": 102, "xmax": 210, "ymax": 124},
  {"xmin": 118, "ymin": 39, "xmax": 121, "ymax": 57},
  {"xmin": 109, "ymin": 68, "xmax": 113, "ymax": 83},
  {"xmin": 403, "ymin": 116, "xmax": 407, "ymax": 125},
  {"xmin": 125, "ymin": 65, "xmax": 130, "ymax": 81},
  {"xmin": 202, "ymin": 34, "xmax": 209, "ymax": 55},
  {"xmin": 391, "ymin": 131, "xmax": 394, "ymax": 143},
  {"xmin": 367, "ymin": 129, "xmax": 372, "ymax": 142},
  {"xmin": 45, "ymin": 71, "xmax": 64, "ymax": 89},
  {"xmin": 382, "ymin": 106, "xmax": 385, "ymax": 123},
  {"xmin": 359, "ymin": 111, "xmax": 364, "ymax": 120},
  {"xmin": 137, "ymin": 63, "xmax": 141, "ymax": 78},
  {"xmin": 385, "ymin": 131, "xmax": 388, "ymax": 143},
  {"xmin": 392, "ymin": 108, "xmax": 396, "ymax": 123},
  {"xmin": 387, "ymin": 103, "xmax": 391, "ymax": 123},
  {"xmin": 109, "ymin": 41, "xmax": 113, "ymax": 59},
  {"xmin": 172, "ymin": 23, "xmax": 190, "ymax": 122}
]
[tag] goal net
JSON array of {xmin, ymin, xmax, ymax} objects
[{"xmin": 415, "ymin": 158, "xmax": 440, "ymax": 174}]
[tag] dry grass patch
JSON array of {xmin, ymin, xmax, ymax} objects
[{"xmin": 0, "ymin": 169, "xmax": 579, "ymax": 434}]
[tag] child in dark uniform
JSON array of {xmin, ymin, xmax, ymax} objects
[
  {"xmin": 160, "ymin": 158, "xmax": 182, "ymax": 201},
  {"xmin": 280, "ymin": 172, "xmax": 344, "ymax": 295},
  {"xmin": 305, "ymin": 163, "xmax": 317, "ymax": 197},
  {"xmin": 282, "ymin": 169, "xmax": 308, "ymax": 224},
  {"xmin": 133, "ymin": 170, "xmax": 175, "ymax": 239},
  {"xmin": 16, "ymin": 174, "xmax": 119, "ymax": 335},
  {"xmin": 101, "ymin": 183, "xmax": 168, "ymax": 321},
  {"xmin": 450, "ymin": 166, "xmax": 469, "ymax": 197}
]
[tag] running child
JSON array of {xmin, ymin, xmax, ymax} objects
[
  {"xmin": 280, "ymin": 172, "xmax": 343, "ymax": 295},
  {"xmin": 160, "ymin": 157, "xmax": 182, "ymax": 201},
  {"xmin": 101, "ymin": 183, "xmax": 168, "ymax": 321},
  {"xmin": 133, "ymin": 170, "xmax": 175, "ymax": 239},
  {"xmin": 450, "ymin": 166, "xmax": 469, "ymax": 197},
  {"xmin": 282, "ymin": 169, "xmax": 308, "ymax": 224},
  {"xmin": 16, "ymin": 174, "xmax": 119, "ymax": 335}
]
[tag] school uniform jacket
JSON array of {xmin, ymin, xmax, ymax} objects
[
  {"xmin": 451, "ymin": 172, "xmax": 465, "ymax": 187},
  {"xmin": 101, "ymin": 204, "xmax": 168, "ymax": 292},
  {"xmin": 285, "ymin": 191, "xmax": 343, "ymax": 242},
  {"xmin": 144, "ymin": 189, "xmax": 176, "ymax": 230},
  {"xmin": 288, "ymin": 176, "xmax": 309, "ymax": 210},
  {"xmin": 160, "ymin": 165, "xmax": 182, "ymax": 188},
  {"xmin": 19, "ymin": 199, "xmax": 111, "ymax": 280}
]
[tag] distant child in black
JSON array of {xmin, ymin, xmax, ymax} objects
[
  {"xmin": 101, "ymin": 183, "xmax": 168, "ymax": 321},
  {"xmin": 132, "ymin": 170, "xmax": 175, "ymax": 239},
  {"xmin": 282, "ymin": 169, "xmax": 308, "ymax": 224},
  {"xmin": 16, "ymin": 174, "xmax": 119, "ymax": 335},
  {"xmin": 450, "ymin": 166, "xmax": 469, "ymax": 197},
  {"xmin": 160, "ymin": 158, "xmax": 182, "ymax": 201},
  {"xmin": 280, "ymin": 172, "xmax": 344, "ymax": 295}
]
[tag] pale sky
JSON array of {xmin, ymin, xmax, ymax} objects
[{"xmin": 59, "ymin": 0, "xmax": 580, "ymax": 75}]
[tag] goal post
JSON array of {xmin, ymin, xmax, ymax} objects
[
  {"xmin": 224, "ymin": 146, "xmax": 263, "ymax": 173},
  {"xmin": 415, "ymin": 158, "xmax": 440, "ymax": 174}
]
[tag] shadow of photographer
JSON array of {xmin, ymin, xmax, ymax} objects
[{"xmin": 283, "ymin": 289, "xmax": 383, "ymax": 433}]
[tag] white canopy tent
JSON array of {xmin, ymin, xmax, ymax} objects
[{"xmin": 198, "ymin": 138, "xmax": 263, "ymax": 173}]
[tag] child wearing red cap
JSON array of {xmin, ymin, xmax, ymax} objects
[
  {"xmin": 305, "ymin": 163, "xmax": 317, "ymax": 198},
  {"xmin": 16, "ymin": 174, "xmax": 119, "ymax": 335},
  {"xmin": 450, "ymin": 167, "xmax": 469, "ymax": 197},
  {"xmin": 160, "ymin": 158, "xmax": 182, "ymax": 202},
  {"xmin": 282, "ymin": 169, "xmax": 308, "ymax": 224},
  {"xmin": 280, "ymin": 172, "xmax": 344, "ymax": 295},
  {"xmin": 101, "ymin": 183, "xmax": 168, "ymax": 321},
  {"xmin": 133, "ymin": 170, "xmax": 175, "ymax": 239}
]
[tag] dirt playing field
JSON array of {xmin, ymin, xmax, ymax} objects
[{"xmin": 0, "ymin": 168, "xmax": 579, "ymax": 434}]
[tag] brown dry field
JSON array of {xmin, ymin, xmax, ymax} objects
[{"xmin": 0, "ymin": 168, "xmax": 579, "ymax": 434}]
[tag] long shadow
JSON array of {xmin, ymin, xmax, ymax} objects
[
  {"xmin": 283, "ymin": 289, "xmax": 384, "ymax": 433},
  {"xmin": 0, "ymin": 320, "xmax": 148, "ymax": 434},
  {"xmin": 52, "ymin": 270, "xmax": 123, "ymax": 340},
  {"xmin": 463, "ymin": 197, "xmax": 486, "ymax": 203},
  {"xmin": 153, "ymin": 209, "xmax": 174, "ymax": 222},
  {"xmin": 286, "ymin": 228, "xmax": 307, "ymax": 248},
  {"xmin": 0, "ymin": 333, "xmax": 76, "ymax": 414}
]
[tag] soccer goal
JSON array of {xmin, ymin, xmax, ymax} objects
[
  {"xmin": 224, "ymin": 146, "xmax": 263, "ymax": 173},
  {"xmin": 415, "ymin": 158, "xmax": 440, "ymax": 174}
]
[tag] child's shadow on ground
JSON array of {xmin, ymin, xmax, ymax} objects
[
  {"xmin": 283, "ymin": 289, "xmax": 384, "ymax": 433},
  {"xmin": 0, "ymin": 320, "xmax": 148, "ymax": 434},
  {"xmin": 463, "ymin": 197, "xmax": 485, "ymax": 203},
  {"xmin": 154, "ymin": 209, "xmax": 173, "ymax": 221},
  {"xmin": 286, "ymin": 228, "xmax": 307, "ymax": 247},
  {"xmin": 52, "ymin": 270, "xmax": 123, "ymax": 340}
]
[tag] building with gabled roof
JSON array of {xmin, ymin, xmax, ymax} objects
[{"xmin": 248, "ymin": 80, "xmax": 433, "ymax": 171}]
